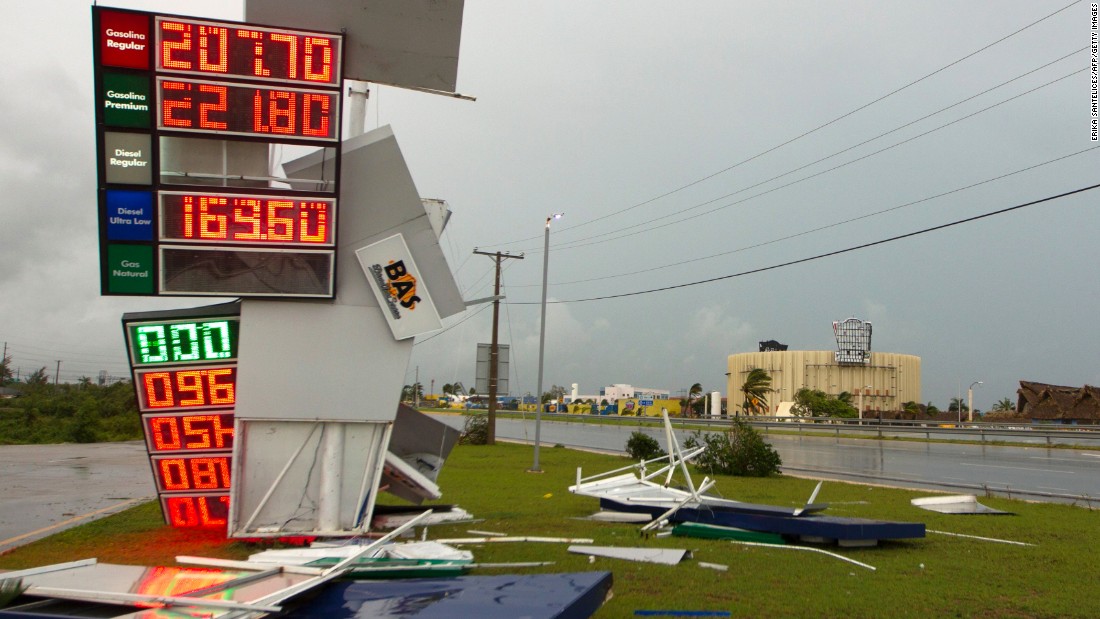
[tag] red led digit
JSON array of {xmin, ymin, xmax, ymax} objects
[
  {"xmin": 182, "ymin": 196, "xmax": 195, "ymax": 238},
  {"xmin": 302, "ymin": 92, "xmax": 330, "ymax": 137},
  {"xmin": 161, "ymin": 80, "xmax": 192, "ymax": 128},
  {"xmin": 209, "ymin": 414, "xmax": 234, "ymax": 448},
  {"xmin": 254, "ymin": 89, "xmax": 296, "ymax": 135},
  {"xmin": 150, "ymin": 417, "xmax": 183, "ymax": 451},
  {"xmin": 191, "ymin": 458, "xmax": 219, "ymax": 489},
  {"xmin": 300, "ymin": 202, "xmax": 327, "ymax": 243},
  {"xmin": 197, "ymin": 496, "xmax": 228, "ymax": 526},
  {"xmin": 266, "ymin": 201, "xmax": 293, "ymax": 241},
  {"xmin": 143, "ymin": 372, "xmax": 174, "ymax": 408},
  {"xmin": 199, "ymin": 196, "xmax": 228, "ymax": 239},
  {"xmin": 175, "ymin": 370, "xmax": 205, "ymax": 406},
  {"xmin": 304, "ymin": 37, "xmax": 332, "ymax": 83},
  {"xmin": 198, "ymin": 84, "xmax": 227, "ymax": 130},
  {"xmin": 159, "ymin": 458, "xmax": 189, "ymax": 490},
  {"xmin": 181, "ymin": 415, "xmax": 212, "ymax": 450},
  {"xmin": 197, "ymin": 25, "xmax": 228, "ymax": 73},
  {"xmin": 233, "ymin": 198, "xmax": 262, "ymax": 241},
  {"xmin": 270, "ymin": 33, "xmax": 297, "ymax": 79},
  {"xmin": 160, "ymin": 21, "xmax": 192, "ymax": 70},
  {"xmin": 207, "ymin": 368, "xmax": 235, "ymax": 405},
  {"xmin": 167, "ymin": 496, "xmax": 199, "ymax": 526}
]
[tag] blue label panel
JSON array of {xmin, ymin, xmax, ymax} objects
[{"xmin": 106, "ymin": 189, "xmax": 154, "ymax": 241}]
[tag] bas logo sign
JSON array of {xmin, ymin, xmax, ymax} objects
[{"xmin": 384, "ymin": 260, "xmax": 420, "ymax": 310}]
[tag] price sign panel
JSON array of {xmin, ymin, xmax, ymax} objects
[
  {"xmin": 123, "ymin": 302, "xmax": 240, "ymax": 527},
  {"xmin": 93, "ymin": 7, "xmax": 342, "ymax": 298}
]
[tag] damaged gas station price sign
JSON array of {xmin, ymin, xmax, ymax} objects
[
  {"xmin": 123, "ymin": 305, "xmax": 241, "ymax": 528},
  {"xmin": 92, "ymin": 7, "xmax": 343, "ymax": 298}
]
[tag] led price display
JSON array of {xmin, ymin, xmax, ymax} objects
[
  {"xmin": 153, "ymin": 455, "xmax": 232, "ymax": 492},
  {"xmin": 137, "ymin": 367, "xmax": 236, "ymax": 411},
  {"xmin": 144, "ymin": 412, "xmax": 235, "ymax": 452},
  {"xmin": 156, "ymin": 16, "xmax": 341, "ymax": 86},
  {"xmin": 160, "ymin": 192, "xmax": 334, "ymax": 246},
  {"xmin": 128, "ymin": 318, "xmax": 239, "ymax": 366},
  {"xmin": 158, "ymin": 77, "xmax": 338, "ymax": 141},
  {"xmin": 162, "ymin": 495, "xmax": 230, "ymax": 528}
]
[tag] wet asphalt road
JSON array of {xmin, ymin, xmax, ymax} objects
[{"xmin": 0, "ymin": 441, "xmax": 155, "ymax": 553}]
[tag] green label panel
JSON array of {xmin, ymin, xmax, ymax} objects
[
  {"xmin": 107, "ymin": 244, "xmax": 154, "ymax": 294},
  {"xmin": 103, "ymin": 72, "xmax": 151, "ymax": 128}
]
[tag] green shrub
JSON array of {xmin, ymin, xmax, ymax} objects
[
  {"xmin": 458, "ymin": 413, "xmax": 489, "ymax": 445},
  {"xmin": 625, "ymin": 430, "xmax": 666, "ymax": 460},
  {"xmin": 683, "ymin": 419, "xmax": 782, "ymax": 477}
]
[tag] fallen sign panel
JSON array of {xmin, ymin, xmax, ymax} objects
[
  {"xmin": 568, "ymin": 545, "xmax": 691, "ymax": 566},
  {"xmin": 599, "ymin": 498, "xmax": 925, "ymax": 546},
  {"xmin": 911, "ymin": 495, "xmax": 1013, "ymax": 515},
  {"xmin": 277, "ymin": 571, "xmax": 613, "ymax": 619}
]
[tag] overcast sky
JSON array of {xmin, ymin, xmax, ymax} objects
[{"xmin": 2, "ymin": 0, "xmax": 1097, "ymax": 412}]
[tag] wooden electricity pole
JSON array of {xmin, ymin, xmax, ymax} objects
[{"xmin": 473, "ymin": 249, "xmax": 524, "ymax": 444}]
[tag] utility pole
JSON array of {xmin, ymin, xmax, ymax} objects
[
  {"xmin": 54, "ymin": 360, "xmax": 61, "ymax": 386},
  {"xmin": 473, "ymin": 249, "xmax": 524, "ymax": 445}
]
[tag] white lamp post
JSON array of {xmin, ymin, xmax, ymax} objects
[
  {"xmin": 968, "ymin": 381, "xmax": 983, "ymax": 423},
  {"xmin": 858, "ymin": 385, "xmax": 871, "ymax": 422},
  {"xmin": 531, "ymin": 212, "xmax": 562, "ymax": 473}
]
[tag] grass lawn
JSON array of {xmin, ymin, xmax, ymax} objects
[{"xmin": 1, "ymin": 442, "xmax": 1095, "ymax": 618}]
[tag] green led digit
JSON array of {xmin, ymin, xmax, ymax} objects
[
  {"xmin": 203, "ymin": 321, "xmax": 233, "ymax": 360},
  {"xmin": 171, "ymin": 323, "xmax": 201, "ymax": 362},
  {"xmin": 136, "ymin": 325, "xmax": 168, "ymax": 364}
]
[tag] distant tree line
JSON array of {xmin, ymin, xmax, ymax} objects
[{"xmin": 0, "ymin": 379, "xmax": 141, "ymax": 444}]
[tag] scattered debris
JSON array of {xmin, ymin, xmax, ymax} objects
[
  {"xmin": 697, "ymin": 562, "xmax": 729, "ymax": 572},
  {"xmin": 569, "ymin": 545, "xmax": 692, "ymax": 566},
  {"xmin": 927, "ymin": 530, "xmax": 1035, "ymax": 546},
  {"xmin": 911, "ymin": 495, "xmax": 1012, "ymax": 515},
  {"xmin": 729, "ymin": 540, "xmax": 877, "ymax": 571},
  {"xmin": 633, "ymin": 611, "xmax": 732, "ymax": 617},
  {"xmin": 435, "ymin": 536, "xmax": 594, "ymax": 544},
  {"xmin": 671, "ymin": 522, "xmax": 785, "ymax": 545},
  {"xmin": 467, "ymin": 529, "xmax": 507, "ymax": 537},
  {"xmin": 569, "ymin": 411, "xmax": 924, "ymax": 545}
]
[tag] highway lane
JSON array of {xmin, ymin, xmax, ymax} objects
[
  {"xmin": 0, "ymin": 441, "xmax": 155, "ymax": 553},
  {"xmin": 2, "ymin": 418, "xmax": 1096, "ymax": 553},
  {"xmin": 440, "ymin": 415, "xmax": 1100, "ymax": 505}
]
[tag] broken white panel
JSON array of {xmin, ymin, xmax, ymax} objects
[
  {"xmin": 381, "ymin": 451, "xmax": 441, "ymax": 503},
  {"xmin": 911, "ymin": 495, "xmax": 1012, "ymax": 515},
  {"xmin": 229, "ymin": 420, "xmax": 390, "ymax": 537},
  {"xmin": 282, "ymin": 125, "xmax": 465, "ymax": 318},
  {"xmin": 245, "ymin": 0, "xmax": 465, "ymax": 94},
  {"xmin": 356, "ymin": 234, "xmax": 443, "ymax": 340},
  {"xmin": 567, "ymin": 545, "xmax": 691, "ymax": 566}
]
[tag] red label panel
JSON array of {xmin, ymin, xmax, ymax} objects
[
  {"xmin": 136, "ymin": 366, "xmax": 236, "ymax": 411},
  {"xmin": 156, "ymin": 17, "xmax": 340, "ymax": 86},
  {"xmin": 152, "ymin": 455, "xmax": 232, "ymax": 492},
  {"xmin": 161, "ymin": 495, "xmax": 231, "ymax": 528},
  {"xmin": 144, "ymin": 412, "xmax": 235, "ymax": 452},
  {"xmin": 160, "ymin": 192, "xmax": 334, "ymax": 246},
  {"xmin": 99, "ymin": 10, "xmax": 152, "ymax": 70}
]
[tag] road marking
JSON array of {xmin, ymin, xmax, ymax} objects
[
  {"xmin": 960, "ymin": 462, "xmax": 1072, "ymax": 474},
  {"xmin": 0, "ymin": 496, "xmax": 151, "ymax": 549}
]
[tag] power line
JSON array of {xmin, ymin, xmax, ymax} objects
[
  {"xmin": 528, "ymin": 63, "xmax": 1084, "ymax": 256},
  {"xmin": 488, "ymin": 0, "xmax": 1081, "ymax": 248},
  {"xmin": 506, "ymin": 145, "xmax": 1100, "ymax": 289},
  {"xmin": 507, "ymin": 182, "xmax": 1100, "ymax": 305}
]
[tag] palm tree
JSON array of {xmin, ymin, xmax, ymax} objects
[
  {"xmin": 992, "ymin": 397, "xmax": 1015, "ymax": 412},
  {"xmin": 687, "ymin": 382, "xmax": 703, "ymax": 417},
  {"xmin": 740, "ymin": 368, "xmax": 771, "ymax": 415}
]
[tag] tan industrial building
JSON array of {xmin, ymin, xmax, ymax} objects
[{"xmin": 726, "ymin": 351, "xmax": 922, "ymax": 416}]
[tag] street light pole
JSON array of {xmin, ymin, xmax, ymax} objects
[
  {"xmin": 968, "ymin": 380, "xmax": 983, "ymax": 423},
  {"xmin": 531, "ymin": 213, "xmax": 562, "ymax": 473}
]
